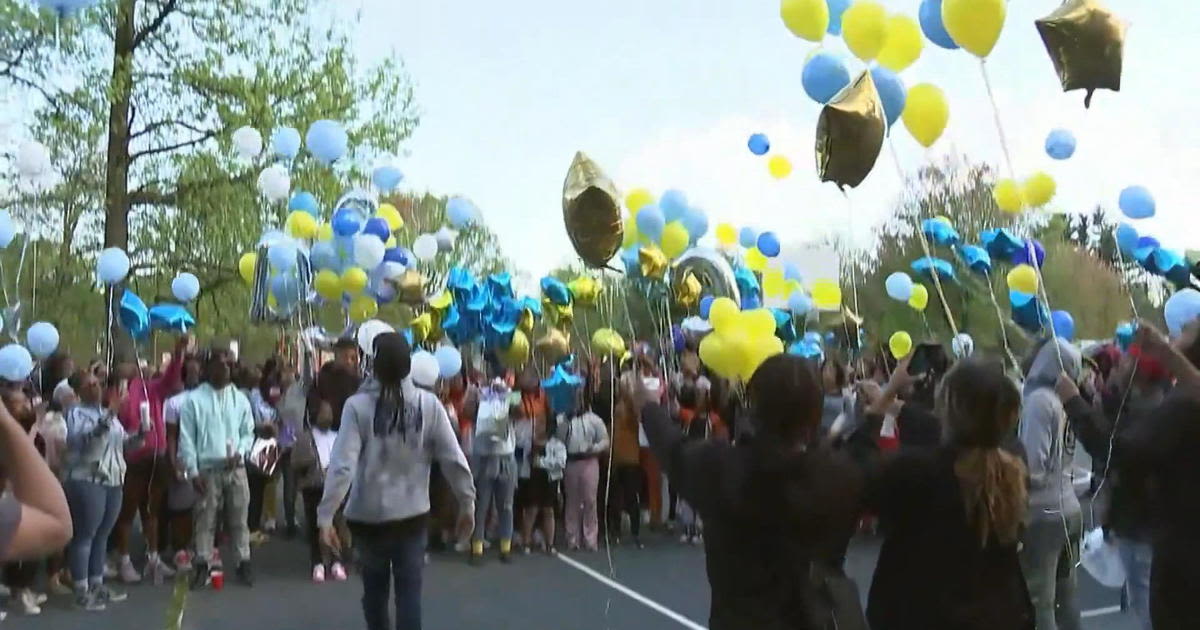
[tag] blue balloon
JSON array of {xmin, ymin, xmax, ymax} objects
[
  {"xmin": 288, "ymin": 192, "xmax": 319, "ymax": 216},
  {"xmin": 699, "ymin": 295, "xmax": 715, "ymax": 319},
  {"xmin": 363, "ymin": 217, "xmax": 391, "ymax": 241},
  {"xmin": 1051, "ymin": 310, "xmax": 1076, "ymax": 341},
  {"xmin": 756, "ymin": 232, "xmax": 781, "ymax": 257},
  {"xmin": 747, "ymin": 133, "xmax": 770, "ymax": 156},
  {"xmin": 735, "ymin": 266, "xmax": 761, "ymax": 301},
  {"xmin": 540, "ymin": 277, "xmax": 571, "ymax": 306},
  {"xmin": 1165, "ymin": 289, "xmax": 1200, "ymax": 337},
  {"xmin": 802, "ymin": 51, "xmax": 851, "ymax": 104},
  {"xmin": 310, "ymin": 242, "xmax": 339, "ymax": 271},
  {"xmin": 97, "ymin": 247, "xmax": 130, "ymax": 285},
  {"xmin": 773, "ymin": 309, "xmax": 798, "ymax": 343},
  {"xmin": 789, "ymin": 340, "xmax": 824, "ymax": 360},
  {"xmin": 1115, "ymin": 322, "xmax": 1136, "ymax": 351},
  {"xmin": 826, "ymin": 0, "xmax": 851, "ymax": 35},
  {"xmin": 1115, "ymin": 223, "xmax": 1139, "ymax": 255},
  {"xmin": 981, "ymin": 228, "xmax": 1025, "ymax": 260},
  {"xmin": 0, "ymin": 344, "xmax": 33, "ymax": 382},
  {"xmin": 956, "ymin": 245, "xmax": 992, "ymax": 275},
  {"xmin": 870, "ymin": 66, "xmax": 907, "ymax": 128},
  {"xmin": 885, "ymin": 272, "xmax": 914, "ymax": 301},
  {"xmin": 1045, "ymin": 129, "xmax": 1076, "ymax": 160},
  {"xmin": 434, "ymin": 345, "xmax": 463, "ymax": 378},
  {"xmin": 271, "ymin": 273, "xmax": 302, "ymax": 307},
  {"xmin": 383, "ymin": 247, "xmax": 410, "ymax": 266},
  {"xmin": 1136, "ymin": 236, "xmax": 1160, "ymax": 251},
  {"xmin": 919, "ymin": 0, "xmax": 959, "ymax": 49},
  {"xmin": 148, "ymin": 304, "xmax": 195, "ymax": 334},
  {"xmin": 447, "ymin": 197, "xmax": 477, "ymax": 228},
  {"xmin": 171, "ymin": 273, "xmax": 201, "ymax": 302},
  {"xmin": 371, "ymin": 165, "xmax": 404, "ymax": 192},
  {"xmin": 660, "ymin": 190, "xmax": 689, "ymax": 223},
  {"xmin": 271, "ymin": 127, "xmax": 301, "ymax": 159},
  {"xmin": 784, "ymin": 261, "xmax": 803, "ymax": 282},
  {"xmin": 332, "ymin": 208, "xmax": 363, "ymax": 237},
  {"xmin": 921, "ymin": 218, "xmax": 961, "ymax": 246},
  {"xmin": 682, "ymin": 207, "xmax": 709, "ymax": 241},
  {"xmin": 26, "ymin": 322, "xmax": 59, "ymax": 359},
  {"xmin": 1119, "ymin": 186, "xmax": 1155, "ymax": 219},
  {"xmin": 0, "ymin": 211, "xmax": 15, "ymax": 250},
  {"xmin": 738, "ymin": 227, "xmax": 758, "ymax": 249},
  {"xmin": 119, "ymin": 290, "xmax": 150, "ymax": 340},
  {"xmin": 635, "ymin": 204, "xmax": 665, "ymax": 241},
  {"xmin": 911, "ymin": 256, "xmax": 956, "ymax": 282},
  {"xmin": 305, "ymin": 120, "xmax": 348, "ymax": 165},
  {"xmin": 267, "ymin": 240, "xmax": 298, "ymax": 271},
  {"xmin": 1010, "ymin": 290, "xmax": 1049, "ymax": 334},
  {"xmin": 788, "ymin": 291, "xmax": 812, "ymax": 316},
  {"xmin": 620, "ymin": 246, "xmax": 640, "ymax": 276},
  {"xmin": 1011, "ymin": 239, "xmax": 1046, "ymax": 268}
]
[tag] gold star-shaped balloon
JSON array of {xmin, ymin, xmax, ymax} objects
[
  {"xmin": 638, "ymin": 245, "xmax": 669, "ymax": 280},
  {"xmin": 815, "ymin": 70, "xmax": 886, "ymax": 190},
  {"xmin": 1035, "ymin": 0, "xmax": 1126, "ymax": 108},
  {"xmin": 673, "ymin": 270, "xmax": 701, "ymax": 308}
]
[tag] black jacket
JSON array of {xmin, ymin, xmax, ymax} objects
[{"xmin": 640, "ymin": 402, "xmax": 864, "ymax": 630}]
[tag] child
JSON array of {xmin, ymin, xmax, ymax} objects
[
  {"xmin": 674, "ymin": 383, "xmax": 726, "ymax": 545},
  {"xmin": 292, "ymin": 401, "xmax": 349, "ymax": 583}
]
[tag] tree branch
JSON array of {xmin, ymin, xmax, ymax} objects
[
  {"xmin": 129, "ymin": 129, "xmax": 219, "ymax": 161},
  {"xmin": 132, "ymin": 0, "xmax": 180, "ymax": 51},
  {"xmin": 130, "ymin": 118, "xmax": 208, "ymax": 140}
]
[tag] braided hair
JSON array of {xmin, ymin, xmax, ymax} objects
[{"xmin": 371, "ymin": 333, "xmax": 417, "ymax": 438}]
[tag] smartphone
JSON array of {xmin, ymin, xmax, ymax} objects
[{"xmin": 907, "ymin": 343, "xmax": 939, "ymax": 377}]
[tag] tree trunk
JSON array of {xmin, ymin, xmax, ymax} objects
[{"xmin": 103, "ymin": 0, "xmax": 137, "ymax": 364}]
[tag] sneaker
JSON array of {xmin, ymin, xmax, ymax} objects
[
  {"xmin": 235, "ymin": 561, "xmax": 254, "ymax": 587},
  {"xmin": 33, "ymin": 592, "xmax": 47, "ymax": 605},
  {"xmin": 311, "ymin": 564, "xmax": 326, "ymax": 584},
  {"xmin": 148, "ymin": 556, "xmax": 176, "ymax": 584},
  {"xmin": 119, "ymin": 557, "xmax": 142, "ymax": 584},
  {"xmin": 679, "ymin": 534, "xmax": 690, "ymax": 544},
  {"xmin": 11, "ymin": 589, "xmax": 42, "ymax": 615},
  {"xmin": 74, "ymin": 591, "xmax": 105, "ymax": 612},
  {"xmin": 330, "ymin": 562, "xmax": 347, "ymax": 582},
  {"xmin": 263, "ymin": 519, "xmax": 276, "ymax": 533},
  {"xmin": 104, "ymin": 560, "xmax": 118, "ymax": 579},
  {"xmin": 93, "ymin": 584, "xmax": 128, "ymax": 604},
  {"xmin": 174, "ymin": 550, "xmax": 193, "ymax": 572},
  {"xmin": 189, "ymin": 563, "xmax": 212, "ymax": 590}
]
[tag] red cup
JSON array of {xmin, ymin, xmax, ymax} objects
[{"xmin": 211, "ymin": 570, "xmax": 224, "ymax": 590}]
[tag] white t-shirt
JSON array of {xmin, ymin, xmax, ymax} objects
[
  {"xmin": 164, "ymin": 391, "xmax": 188, "ymax": 425},
  {"xmin": 313, "ymin": 428, "xmax": 337, "ymax": 469}
]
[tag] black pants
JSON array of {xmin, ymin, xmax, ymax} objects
[
  {"xmin": 597, "ymin": 457, "xmax": 610, "ymax": 539},
  {"xmin": 247, "ymin": 468, "xmax": 270, "ymax": 533},
  {"xmin": 301, "ymin": 488, "xmax": 345, "ymax": 566},
  {"xmin": 612, "ymin": 465, "xmax": 642, "ymax": 539},
  {"xmin": 280, "ymin": 449, "xmax": 296, "ymax": 530},
  {"xmin": 3, "ymin": 561, "xmax": 37, "ymax": 589},
  {"xmin": 351, "ymin": 517, "xmax": 428, "ymax": 630}
]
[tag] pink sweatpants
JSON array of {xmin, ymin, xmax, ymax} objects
[{"xmin": 563, "ymin": 458, "xmax": 600, "ymax": 549}]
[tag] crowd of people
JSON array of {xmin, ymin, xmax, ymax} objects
[{"xmin": 0, "ymin": 316, "xmax": 1197, "ymax": 630}]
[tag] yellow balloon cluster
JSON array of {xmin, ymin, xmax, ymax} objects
[
  {"xmin": 901, "ymin": 84, "xmax": 949, "ymax": 148},
  {"xmin": 1007, "ymin": 264, "xmax": 1039, "ymax": 294},
  {"xmin": 842, "ymin": 1, "xmax": 888, "ymax": 62},
  {"xmin": 780, "ymin": 0, "xmax": 828, "ymax": 42},
  {"xmin": 238, "ymin": 253, "xmax": 257, "ymax": 285},
  {"xmin": 877, "ymin": 15, "xmax": 923, "ymax": 72},
  {"xmin": 591, "ymin": 328, "xmax": 626, "ymax": 356},
  {"xmin": 908, "ymin": 284, "xmax": 929, "ymax": 311},
  {"xmin": 942, "ymin": 0, "xmax": 1006, "ymax": 58},
  {"xmin": 888, "ymin": 331, "xmax": 913, "ymax": 358},
  {"xmin": 811, "ymin": 279, "xmax": 842, "ymax": 311},
  {"xmin": 993, "ymin": 178, "xmax": 1026, "ymax": 214},
  {"xmin": 1022, "ymin": 171, "xmax": 1057, "ymax": 207},
  {"xmin": 698, "ymin": 298, "xmax": 784, "ymax": 382}
]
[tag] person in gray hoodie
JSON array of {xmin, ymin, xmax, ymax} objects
[
  {"xmin": 1017, "ymin": 337, "xmax": 1083, "ymax": 630},
  {"xmin": 318, "ymin": 333, "xmax": 475, "ymax": 630}
]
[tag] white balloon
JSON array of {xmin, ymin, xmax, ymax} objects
[
  {"xmin": 412, "ymin": 234, "xmax": 438, "ymax": 261},
  {"xmin": 357, "ymin": 319, "xmax": 395, "ymax": 355},
  {"xmin": 97, "ymin": 247, "xmax": 130, "ymax": 285},
  {"xmin": 0, "ymin": 344, "xmax": 33, "ymax": 382},
  {"xmin": 410, "ymin": 350, "xmax": 440, "ymax": 388},
  {"xmin": 379, "ymin": 261, "xmax": 407, "ymax": 279},
  {"xmin": 257, "ymin": 165, "xmax": 291, "ymax": 202},
  {"xmin": 951, "ymin": 333, "xmax": 974, "ymax": 358},
  {"xmin": 232, "ymin": 126, "xmax": 263, "ymax": 159},
  {"xmin": 353, "ymin": 234, "xmax": 386, "ymax": 269},
  {"xmin": 15, "ymin": 141, "xmax": 51, "ymax": 179},
  {"xmin": 26, "ymin": 322, "xmax": 59, "ymax": 359},
  {"xmin": 435, "ymin": 226, "xmax": 457, "ymax": 252}
]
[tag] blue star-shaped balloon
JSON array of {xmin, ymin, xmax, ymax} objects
[
  {"xmin": 921, "ymin": 218, "xmax": 961, "ymax": 247},
  {"xmin": 1010, "ymin": 290, "xmax": 1049, "ymax": 334},
  {"xmin": 911, "ymin": 256, "xmax": 957, "ymax": 283},
  {"xmin": 956, "ymin": 245, "xmax": 992, "ymax": 275},
  {"xmin": 541, "ymin": 276, "xmax": 571, "ymax": 306},
  {"xmin": 772, "ymin": 308, "xmax": 797, "ymax": 343},
  {"xmin": 981, "ymin": 228, "xmax": 1024, "ymax": 260},
  {"xmin": 148, "ymin": 304, "xmax": 195, "ymax": 334},
  {"xmin": 541, "ymin": 363, "xmax": 583, "ymax": 416}
]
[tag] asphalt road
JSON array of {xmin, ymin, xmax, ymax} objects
[{"xmin": 8, "ymin": 529, "xmax": 1138, "ymax": 630}]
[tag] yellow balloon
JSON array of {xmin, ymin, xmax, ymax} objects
[
  {"xmin": 811, "ymin": 279, "xmax": 842, "ymax": 311},
  {"xmin": 625, "ymin": 188, "xmax": 654, "ymax": 214},
  {"xmin": 908, "ymin": 284, "xmax": 929, "ymax": 311},
  {"xmin": 314, "ymin": 270, "xmax": 342, "ymax": 301},
  {"xmin": 746, "ymin": 248, "xmax": 769, "ymax": 272},
  {"xmin": 708, "ymin": 297, "xmax": 740, "ymax": 333},
  {"xmin": 501, "ymin": 330, "xmax": 531, "ymax": 368},
  {"xmin": 1007, "ymin": 264, "xmax": 1039, "ymax": 295},
  {"xmin": 317, "ymin": 223, "xmax": 334, "ymax": 242},
  {"xmin": 842, "ymin": 1, "xmax": 889, "ymax": 62},
  {"xmin": 287, "ymin": 211, "xmax": 319, "ymax": 239},
  {"xmin": 716, "ymin": 223, "xmax": 737, "ymax": 247},
  {"xmin": 348, "ymin": 295, "xmax": 378, "ymax": 323},
  {"xmin": 780, "ymin": 0, "xmax": 828, "ymax": 42},
  {"xmin": 888, "ymin": 331, "xmax": 913, "ymax": 358},
  {"xmin": 661, "ymin": 221, "xmax": 690, "ymax": 258},
  {"xmin": 741, "ymin": 335, "xmax": 785, "ymax": 382},
  {"xmin": 341, "ymin": 267, "xmax": 369, "ymax": 295},
  {"xmin": 743, "ymin": 309, "xmax": 777, "ymax": 338},
  {"xmin": 1023, "ymin": 171, "xmax": 1057, "ymax": 207},
  {"xmin": 699, "ymin": 333, "xmax": 735, "ymax": 379},
  {"xmin": 767, "ymin": 155, "xmax": 793, "ymax": 179},
  {"xmin": 622, "ymin": 216, "xmax": 639, "ymax": 248},
  {"xmin": 901, "ymin": 83, "xmax": 949, "ymax": 148},
  {"xmin": 942, "ymin": 0, "xmax": 1006, "ymax": 58},
  {"xmin": 877, "ymin": 14, "xmax": 923, "ymax": 72},
  {"xmin": 994, "ymin": 178, "xmax": 1026, "ymax": 213},
  {"xmin": 763, "ymin": 269, "xmax": 787, "ymax": 298},
  {"xmin": 376, "ymin": 204, "xmax": 404, "ymax": 232},
  {"xmin": 238, "ymin": 253, "xmax": 257, "ymax": 285}
]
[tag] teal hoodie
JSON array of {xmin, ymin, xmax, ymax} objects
[{"xmin": 178, "ymin": 383, "xmax": 255, "ymax": 476}]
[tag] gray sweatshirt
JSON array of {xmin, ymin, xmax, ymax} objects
[
  {"xmin": 317, "ymin": 378, "xmax": 475, "ymax": 528},
  {"xmin": 1018, "ymin": 338, "xmax": 1082, "ymax": 521}
]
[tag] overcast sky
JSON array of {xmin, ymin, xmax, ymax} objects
[{"xmin": 348, "ymin": 0, "xmax": 1199, "ymax": 279}]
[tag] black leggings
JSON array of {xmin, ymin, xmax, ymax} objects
[
  {"xmin": 612, "ymin": 465, "xmax": 642, "ymax": 538},
  {"xmin": 247, "ymin": 468, "xmax": 270, "ymax": 533}
]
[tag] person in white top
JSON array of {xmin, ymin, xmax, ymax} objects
[{"xmin": 557, "ymin": 388, "xmax": 609, "ymax": 552}]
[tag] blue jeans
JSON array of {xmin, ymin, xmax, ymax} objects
[
  {"xmin": 64, "ymin": 480, "xmax": 122, "ymax": 585},
  {"xmin": 352, "ymin": 518, "xmax": 428, "ymax": 630},
  {"xmin": 1116, "ymin": 536, "xmax": 1154, "ymax": 630},
  {"xmin": 472, "ymin": 454, "xmax": 516, "ymax": 544}
]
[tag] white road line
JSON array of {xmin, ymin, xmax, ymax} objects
[
  {"xmin": 556, "ymin": 553, "xmax": 708, "ymax": 630},
  {"xmin": 1081, "ymin": 605, "xmax": 1123, "ymax": 618}
]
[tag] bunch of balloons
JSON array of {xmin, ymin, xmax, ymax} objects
[
  {"xmin": 698, "ymin": 297, "xmax": 784, "ymax": 381},
  {"xmin": 621, "ymin": 187, "xmax": 710, "ymax": 270}
]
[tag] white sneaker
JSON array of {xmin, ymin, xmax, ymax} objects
[
  {"xmin": 12, "ymin": 589, "xmax": 42, "ymax": 615},
  {"xmin": 174, "ymin": 550, "xmax": 193, "ymax": 572},
  {"xmin": 263, "ymin": 518, "xmax": 276, "ymax": 533},
  {"xmin": 148, "ymin": 556, "xmax": 176, "ymax": 583},
  {"xmin": 119, "ymin": 557, "xmax": 142, "ymax": 583},
  {"xmin": 33, "ymin": 592, "xmax": 47, "ymax": 605},
  {"xmin": 330, "ymin": 562, "xmax": 347, "ymax": 582},
  {"xmin": 311, "ymin": 564, "xmax": 326, "ymax": 583}
]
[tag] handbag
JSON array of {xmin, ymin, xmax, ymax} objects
[{"xmin": 247, "ymin": 437, "xmax": 280, "ymax": 477}]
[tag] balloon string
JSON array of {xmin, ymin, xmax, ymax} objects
[
  {"xmin": 979, "ymin": 60, "xmax": 1016, "ymax": 180},
  {"xmin": 889, "ymin": 140, "xmax": 960, "ymax": 339},
  {"xmin": 983, "ymin": 271, "xmax": 1021, "ymax": 373},
  {"xmin": 1113, "ymin": 245, "xmax": 1141, "ymax": 320},
  {"xmin": 838, "ymin": 190, "xmax": 865, "ymax": 372},
  {"xmin": 838, "ymin": 190, "xmax": 862, "ymax": 318}
]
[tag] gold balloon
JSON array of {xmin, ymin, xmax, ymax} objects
[
  {"xmin": 815, "ymin": 70, "xmax": 886, "ymax": 190},
  {"xmin": 543, "ymin": 299, "xmax": 575, "ymax": 329},
  {"xmin": 562, "ymin": 152, "xmax": 623, "ymax": 268},
  {"xmin": 395, "ymin": 270, "xmax": 427, "ymax": 305},
  {"xmin": 518, "ymin": 308, "xmax": 535, "ymax": 334},
  {"xmin": 535, "ymin": 328, "xmax": 571, "ymax": 363},
  {"xmin": 591, "ymin": 328, "xmax": 626, "ymax": 356},
  {"xmin": 428, "ymin": 290, "xmax": 453, "ymax": 311},
  {"xmin": 567, "ymin": 276, "xmax": 600, "ymax": 307},
  {"xmin": 638, "ymin": 246, "xmax": 669, "ymax": 280},
  {"xmin": 1036, "ymin": 0, "xmax": 1125, "ymax": 108},
  {"xmin": 674, "ymin": 270, "xmax": 702, "ymax": 308},
  {"xmin": 501, "ymin": 330, "xmax": 531, "ymax": 368},
  {"xmin": 410, "ymin": 313, "xmax": 433, "ymax": 344}
]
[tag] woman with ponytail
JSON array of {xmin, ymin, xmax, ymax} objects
[
  {"xmin": 318, "ymin": 332, "xmax": 475, "ymax": 630},
  {"xmin": 863, "ymin": 356, "xmax": 1033, "ymax": 630}
]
